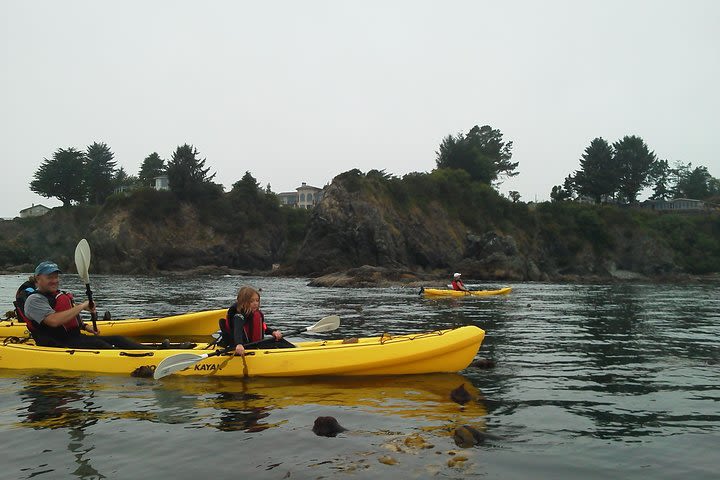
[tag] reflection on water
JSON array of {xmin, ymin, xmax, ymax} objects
[
  {"xmin": 12, "ymin": 372, "xmax": 487, "ymax": 430},
  {"xmin": 1, "ymin": 276, "xmax": 719, "ymax": 479},
  {"xmin": 17, "ymin": 375, "xmax": 104, "ymax": 479},
  {"xmin": 4, "ymin": 369, "xmax": 489, "ymax": 479}
]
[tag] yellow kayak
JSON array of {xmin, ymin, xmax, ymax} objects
[
  {"xmin": 0, "ymin": 326, "xmax": 485, "ymax": 377},
  {"xmin": 421, "ymin": 287, "xmax": 512, "ymax": 297},
  {"xmin": 0, "ymin": 309, "xmax": 226, "ymax": 338}
]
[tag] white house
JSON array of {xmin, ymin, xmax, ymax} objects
[
  {"xmin": 297, "ymin": 182, "xmax": 323, "ymax": 209},
  {"xmin": 154, "ymin": 175, "xmax": 170, "ymax": 191},
  {"xmin": 278, "ymin": 182, "xmax": 324, "ymax": 209},
  {"xmin": 19, "ymin": 204, "xmax": 51, "ymax": 218},
  {"xmin": 641, "ymin": 198, "xmax": 706, "ymax": 212}
]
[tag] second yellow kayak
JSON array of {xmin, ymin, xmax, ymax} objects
[{"xmin": 0, "ymin": 309, "xmax": 226, "ymax": 338}]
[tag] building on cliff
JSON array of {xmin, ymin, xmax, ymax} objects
[
  {"xmin": 278, "ymin": 182, "xmax": 324, "ymax": 209},
  {"xmin": 640, "ymin": 198, "xmax": 715, "ymax": 212},
  {"xmin": 154, "ymin": 175, "xmax": 170, "ymax": 191},
  {"xmin": 19, "ymin": 204, "xmax": 51, "ymax": 218}
]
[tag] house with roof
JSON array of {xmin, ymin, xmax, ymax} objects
[
  {"xmin": 278, "ymin": 182, "xmax": 324, "ymax": 209},
  {"xmin": 640, "ymin": 198, "xmax": 707, "ymax": 212},
  {"xmin": 154, "ymin": 175, "xmax": 170, "ymax": 191},
  {"xmin": 19, "ymin": 204, "xmax": 51, "ymax": 218}
]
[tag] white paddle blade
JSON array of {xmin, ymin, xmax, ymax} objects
[
  {"xmin": 306, "ymin": 315, "xmax": 340, "ymax": 333},
  {"xmin": 154, "ymin": 353, "xmax": 208, "ymax": 380},
  {"xmin": 74, "ymin": 239, "xmax": 92, "ymax": 284}
]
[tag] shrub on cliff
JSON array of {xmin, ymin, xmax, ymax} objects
[
  {"xmin": 103, "ymin": 188, "xmax": 180, "ymax": 222},
  {"xmin": 648, "ymin": 214, "xmax": 720, "ymax": 273}
]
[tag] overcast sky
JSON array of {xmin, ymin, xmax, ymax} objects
[{"xmin": 2, "ymin": 0, "xmax": 719, "ymax": 218}]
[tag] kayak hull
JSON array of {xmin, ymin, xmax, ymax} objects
[
  {"xmin": 0, "ymin": 326, "xmax": 485, "ymax": 377},
  {"xmin": 0, "ymin": 309, "xmax": 226, "ymax": 338},
  {"xmin": 422, "ymin": 287, "xmax": 512, "ymax": 297}
]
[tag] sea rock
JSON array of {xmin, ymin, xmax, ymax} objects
[
  {"xmin": 453, "ymin": 425, "xmax": 501, "ymax": 447},
  {"xmin": 453, "ymin": 426, "xmax": 476, "ymax": 448},
  {"xmin": 447, "ymin": 454, "xmax": 469, "ymax": 467},
  {"xmin": 450, "ymin": 384, "xmax": 473, "ymax": 405},
  {"xmin": 470, "ymin": 358, "xmax": 496, "ymax": 369},
  {"xmin": 312, "ymin": 416, "xmax": 347, "ymax": 437},
  {"xmin": 307, "ymin": 265, "xmax": 430, "ymax": 287},
  {"xmin": 130, "ymin": 365, "xmax": 156, "ymax": 378},
  {"xmin": 378, "ymin": 455, "xmax": 398, "ymax": 465}
]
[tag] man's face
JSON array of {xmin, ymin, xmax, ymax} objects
[{"xmin": 36, "ymin": 272, "xmax": 60, "ymax": 293}]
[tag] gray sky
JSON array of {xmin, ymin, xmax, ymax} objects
[{"xmin": 2, "ymin": 0, "xmax": 719, "ymax": 218}]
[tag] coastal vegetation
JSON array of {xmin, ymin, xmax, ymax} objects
[
  {"xmin": 4, "ymin": 126, "xmax": 719, "ymax": 279},
  {"xmin": 552, "ymin": 135, "xmax": 719, "ymax": 204}
]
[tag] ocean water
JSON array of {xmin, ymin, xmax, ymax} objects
[{"xmin": 0, "ymin": 275, "xmax": 718, "ymax": 479}]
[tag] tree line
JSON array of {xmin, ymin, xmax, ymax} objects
[
  {"xmin": 31, "ymin": 129, "xmax": 718, "ymax": 212},
  {"xmin": 31, "ymin": 143, "xmax": 222, "ymax": 206},
  {"xmin": 30, "ymin": 124, "xmax": 521, "ymax": 208},
  {"xmin": 551, "ymin": 135, "xmax": 719, "ymax": 204}
]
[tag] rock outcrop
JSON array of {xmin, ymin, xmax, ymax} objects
[
  {"xmin": 0, "ymin": 172, "xmax": 711, "ymax": 282},
  {"xmin": 289, "ymin": 174, "xmax": 687, "ymax": 284}
]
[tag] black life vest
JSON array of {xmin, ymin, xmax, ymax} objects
[{"xmin": 13, "ymin": 280, "xmax": 37, "ymax": 326}]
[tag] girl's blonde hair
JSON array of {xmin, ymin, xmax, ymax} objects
[{"xmin": 236, "ymin": 286, "xmax": 260, "ymax": 315}]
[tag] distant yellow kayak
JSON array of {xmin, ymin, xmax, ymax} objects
[
  {"xmin": 421, "ymin": 287, "xmax": 512, "ymax": 297},
  {"xmin": 0, "ymin": 309, "xmax": 225, "ymax": 338},
  {"xmin": 0, "ymin": 326, "xmax": 485, "ymax": 377}
]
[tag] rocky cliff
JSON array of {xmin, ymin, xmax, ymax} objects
[
  {"xmin": 291, "ymin": 172, "xmax": 713, "ymax": 283},
  {"xmin": 0, "ymin": 196, "xmax": 293, "ymax": 274},
  {"xmin": 2, "ymin": 172, "xmax": 717, "ymax": 282}
]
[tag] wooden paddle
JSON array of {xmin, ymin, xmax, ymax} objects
[
  {"xmin": 74, "ymin": 239, "xmax": 98, "ymax": 332},
  {"xmin": 153, "ymin": 315, "xmax": 341, "ymax": 379}
]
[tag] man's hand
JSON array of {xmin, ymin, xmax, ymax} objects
[
  {"xmin": 272, "ymin": 330, "xmax": 283, "ymax": 341},
  {"xmin": 84, "ymin": 323, "xmax": 99, "ymax": 335},
  {"xmin": 234, "ymin": 344, "xmax": 245, "ymax": 356}
]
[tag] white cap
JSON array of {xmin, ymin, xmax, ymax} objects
[{"xmin": 453, "ymin": 272, "xmax": 461, "ymax": 278}]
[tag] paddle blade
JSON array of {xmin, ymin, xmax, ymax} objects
[
  {"xmin": 154, "ymin": 353, "xmax": 206, "ymax": 380},
  {"xmin": 305, "ymin": 315, "xmax": 340, "ymax": 333},
  {"xmin": 74, "ymin": 239, "xmax": 91, "ymax": 284}
]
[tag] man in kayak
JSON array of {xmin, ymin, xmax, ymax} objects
[
  {"xmin": 451, "ymin": 273, "xmax": 469, "ymax": 292},
  {"xmin": 22, "ymin": 261, "xmax": 145, "ymax": 349},
  {"xmin": 221, "ymin": 286, "xmax": 284, "ymax": 356}
]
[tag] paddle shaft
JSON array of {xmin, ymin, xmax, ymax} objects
[
  {"xmin": 84, "ymin": 283, "xmax": 98, "ymax": 331},
  {"xmin": 228, "ymin": 320, "xmax": 335, "ymax": 353},
  {"xmin": 240, "ymin": 325, "xmax": 308, "ymax": 349}
]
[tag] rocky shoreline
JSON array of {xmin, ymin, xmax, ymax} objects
[{"xmin": 2, "ymin": 263, "xmax": 718, "ymax": 287}]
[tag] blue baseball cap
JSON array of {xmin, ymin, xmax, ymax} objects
[{"xmin": 34, "ymin": 261, "xmax": 62, "ymax": 276}]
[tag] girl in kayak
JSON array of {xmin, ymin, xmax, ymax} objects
[
  {"xmin": 223, "ymin": 286, "xmax": 283, "ymax": 356},
  {"xmin": 451, "ymin": 273, "xmax": 469, "ymax": 292}
]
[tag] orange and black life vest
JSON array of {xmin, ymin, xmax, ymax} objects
[
  {"xmin": 220, "ymin": 303, "xmax": 271, "ymax": 346},
  {"xmin": 14, "ymin": 282, "xmax": 83, "ymax": 340}
]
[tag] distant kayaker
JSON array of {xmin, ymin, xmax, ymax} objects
[
  {"xmin": 221, "ymin": 286, "xmax": 283, "ymax": 356},
  {"xmin": 21, "ymin": 261, "xmax": 145, "ymax": 349},
  {"xmin": 451, "ymin": 273, "xmax": 469, "ymax": 292}
]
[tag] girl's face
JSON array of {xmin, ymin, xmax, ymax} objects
[{"xmin": 249, "ymin": 293, "xmax": 260, "ymax": 312}]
